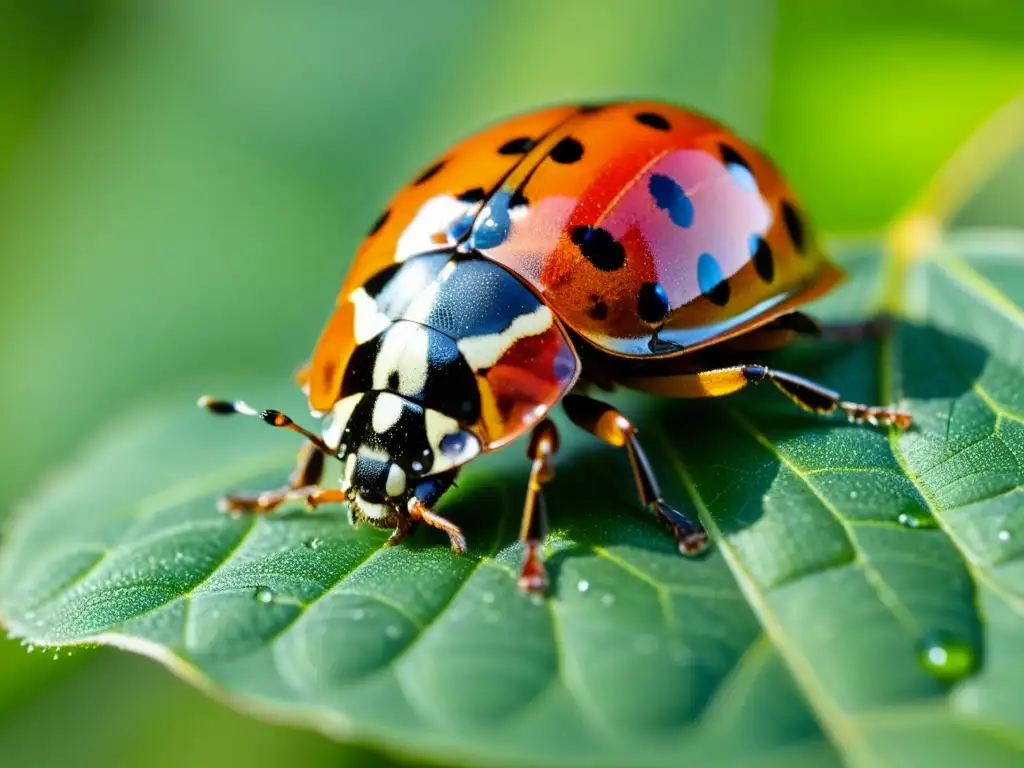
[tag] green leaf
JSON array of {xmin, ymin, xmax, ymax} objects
[{"xmin": 2, "ymin": 228, "xmax": 1022, "ymax": 767}]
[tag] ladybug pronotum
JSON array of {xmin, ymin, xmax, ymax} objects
[{"xmin": 200, "ymin": 101, "xmax": 910, "ymax": 594}]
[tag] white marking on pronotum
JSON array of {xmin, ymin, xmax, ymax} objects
[
  {"xmin": 394, "ymin": 196, "xmax": 466, "ymax": 261},
  {"xmin": 457, "ymin": 304, "xmax": 553, "ymax": 370},
  {"xmin": 438, "ymin": 259, "xmax": 458, "ymax": 282},
  {"xmin": 371, "ymin": 392, "xmax": 405, "ymax": 434},
  {"xmin": 372, "ymin": 322, "xmax": 430, "ymax": 396},
  {"xmin": 385, "ymin": 464, "xmax": 407, "ymax": 497},
  {"xmin": 349, "ymin": 287, "xmax": 391, "ymax": 343},
  {"xmin": 402, "ymin": 279, "xmax": 441, "ymax": 326},
  {"xmin": 321, "ymin": 394, "xmax": 362, "ymax": 450}
]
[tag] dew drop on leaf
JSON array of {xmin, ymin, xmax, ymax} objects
[
  {"xmin": 601, "ymin": 593, "xmax": 616, "ymax": 607},
  {"xmin": 849, "ymin": 491, "xmax": 858, "ymax": 500},
  {"xmin": 577, "ymin": 579, "xmax": 590, "ymax": 593},
  {"xmin": 897, "ymin": 507, "xmax": 937, "ymax": 529},
  {"xmin": 254, "ymin": 587, "xmax": 274, "ymax": 603},
  {"xmin": 916, "ymin": 629, "xmax": 977, "ymax": 681},
  {"xmin": 482, "ymin": 591, "xmax": 495, "ymax": 604},
  {"xmin": 306, "ymin": 537, "xmax": 322, "ymax": 550},
  {"xmin": 385, "ymin": 625, "xmax": 401, "ymax": 639},
  {"xmin": 998, "ymin": 530, "xmax": 1012, "ymax": 542}
]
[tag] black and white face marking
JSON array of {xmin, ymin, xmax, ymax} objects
[
  {"xmin": 321, "ymin": 390, "xmax": 481, "ymax": 520},
  {"xmin": 318, "ymin": 250, "xmax": 579, "ymax": 522}
]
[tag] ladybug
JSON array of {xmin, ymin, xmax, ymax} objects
[{"xmin": 200, "ymin": 101, "xmax": 910, "ymax": 594}]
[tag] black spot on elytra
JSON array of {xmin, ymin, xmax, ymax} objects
[
  {"xmin": 637, "ymin": 282, "xmax": 671, "ymax": 324},
  {"xmin": 705, "ymin": 280, "xmax": 730, "ymax": 306},
  {"xmin": 367, "ymin": 209, "xmax": 389, "ymax": 236},
  {"xmin": 648, "ymin": 174, "xmax": 694, "ymax": 228},
  {"xmin": 498, "ymin": 137, "xmax": 534, "ymax": 155},
  {"xmin": 719, "ymin": 144, "xmax": 751, "ymax": 171},
  {"xmin": 414, "ymin": 160, "xmax": 445, "ymax": 185},
  {"xmin": 509, "ymin": 190, "xmax": 529, "ymax": 209},
  {"xmin": 781, "ymin": 201, "xmax": 805, "ymax": 253},
  {"xmin": 551, "ymin": 137, "xmax": 584, "ymax": 164},
  {"xmin": 586, "ymin": 296, "xmax": 608, "ymax": 321},
  {"xmin": 751, "ymin": 235, "xmax": 774, "ymax": 282},
  {"xmin": 571, "ymin": 226, "xmax": 626, "ymax": 271},
  {"xmin": 635, "ymin": 112, "xmax": 671, "ymax": 131},
  {"xmin": 457, "ymin": 187, "xmax": 487, "ymax": 203}
]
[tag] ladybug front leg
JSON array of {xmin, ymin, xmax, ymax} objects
[
  {"xmin": 198, "ymin": 395, "xmax": 340, "ymax": 514},
  {"xmin": 562, "ymin": 395, "xmax": 709, "ymax": 556},
  {"xmin": 516, "ymin": 419, "xmax": 559, "ymax": 594}
]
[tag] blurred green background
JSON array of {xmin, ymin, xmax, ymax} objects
[{"xmin": 0, "ymin": 1, "xmax": 1021, "ymax": 766}]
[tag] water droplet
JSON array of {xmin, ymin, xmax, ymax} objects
[
  {"xmin": 897, "ymin": 507, "xmax": 937, "ymax": 529},
  {"xmin": 601, "ymin": 593, "xmax": 616, "ymax": 607},
  {"xmin": 577, "ymin": 579, "xmax": 590, "ymax": 593},
  {"xmin": 307, "ymin": 537, "xmax": 322, "ymax": 550},
  {"xmin": 254, "ymin": 587, "xmax": 274, "ymax": 603},
  {"xmin": 916, "ymin": 630, "xmax": 977, "ymax": 681},
  {"xmin": 998, "ymin": 530, "xmax": 1012, "ymax": 542},
  {"xmin": 849, "ymin": 491, "xmax": 858, "ymax": 500},
  {"xmin": 482, "ymin": 591, "xmax": 495, "ymax": 604},
  {"xmin": 385, "ymin": 624, "xmax": 401, "ymax": 639},
  {"xmin": 25, "ymin": 644, "xmax": 35, "ymax": 654}
]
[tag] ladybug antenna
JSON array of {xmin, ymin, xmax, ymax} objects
[{"xmin": 197, "ymin": 395, "xmax": 334, "ymax": 454}]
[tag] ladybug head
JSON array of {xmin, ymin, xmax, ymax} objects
[{"xmin": 323, "ymin": 391, "xmax": 481, "ymax": 521}]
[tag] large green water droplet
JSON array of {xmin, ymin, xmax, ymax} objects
[{"xmin": 916, "ymin": 630, "xmax": 977, "ymax": 681}]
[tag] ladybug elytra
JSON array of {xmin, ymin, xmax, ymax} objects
[{"xmin": 201, "ymin": 101, "xmax": 910, "ymax": 594}]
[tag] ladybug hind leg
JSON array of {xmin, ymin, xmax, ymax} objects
[
  {"xmin": 561, "ymin": 395, "xmax": 709, "ymax": 556},
  {"xmin": 621, "ymin": 367, "xmax": 911, "ymax": 428}
]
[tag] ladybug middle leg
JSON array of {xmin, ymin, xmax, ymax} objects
[
  {"xmin": 516, "ymin": 419, "xmax": 559, "ymax": 594},
  {"xmin": 561, "ymin": 395, "xmax": 710, "ymax": 556}
]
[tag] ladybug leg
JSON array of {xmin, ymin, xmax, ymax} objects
[
  {"xmin": 740, "ymin": 366, "xmax": 912, "ymax": 427},
  {"xmin": 216, "ymin": 442, "xmax": 335, "ymax": 514},
  {"xmin": 813, "ymin": 314, "xmax": 894, "ymax": 343},
  {"xmin": 517, "ymin": 419, "xmax": 559, "ymax": 594},
  {"xmin": 562, "ymin": 395, "xmax": 709, "ymax": 556},
  {"xmin": 198, "ymin": 395, "xmax": 341, "ymax": 514},
  {"xmin": 622, "ymin": 367, "xmax": 911, "ymax": 428},
  {"xmin": 408, "ymin": 500, "xmax": 467, "ymax": 555}
]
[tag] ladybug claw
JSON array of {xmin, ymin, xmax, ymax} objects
[{"xmin": 653, "ymin": 500, "xmax": 710, "ymax": 557}]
